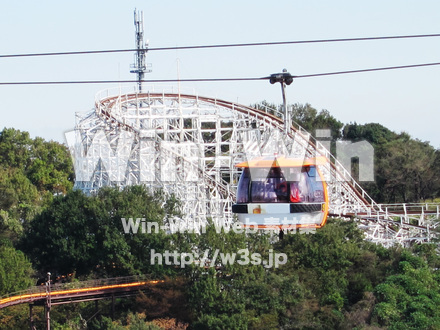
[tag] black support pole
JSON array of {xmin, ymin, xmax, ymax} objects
[{"xmin": 29, "ymin": 304, "xmax": 34, "ymax": 330}]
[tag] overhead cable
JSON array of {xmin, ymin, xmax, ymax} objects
[
  {"xmin": 0, "ymin": 61, "xmax": 439, "ymax": 85},
  {"xmin": 1, "ymin": 33, "xmax": 440, "ymax": 58},
  {"xmin": 293, "ymin": 61, "xmax": 440, "ymax": 78}
]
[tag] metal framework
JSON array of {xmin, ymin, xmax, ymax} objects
[
  {"xmin": 130, "ymin": 9, "xmax": 151, "ymax": 93},
  {"xmin": 69, "ymin": 86, "xmax": 439, "ymax": 245},
  {"xmin": 0, "ymin": 275, "xmax": 161, "ymax": 328}
]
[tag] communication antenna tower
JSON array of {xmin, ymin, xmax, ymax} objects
[{"xmin": 130, "ymin": 9, "xmax": 151, "ymax": 93}]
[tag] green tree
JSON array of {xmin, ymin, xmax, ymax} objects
[
  {"xmin": 373, "ymin": 251, "xmax": 440, "ymax": 329},
  {"xmin": 95, "ymin": 313, "xmax": 161, "ymax": 330},
  {"xmin": 0, "ymin": 128, "xmax": 74, "ymax": 243},
  {"xmin": 343, "ymin": 123, "xmax": 440, "ymax": 203},
  {"xmin": 20, "ymin": 189, "xmax": 96, "ymax": 276},
  {"xmin": 377, "ymin": 134, "xmax": 439, "ymax": 202},
  {"xmin": 0, "ymin": 128, "xmax": 74, "ymax": 195},
  {"xmin": 0, "ymin": 168, "xmax": 40, "ymax": 243},
  {"xmin": 343, "ymin": 122, "xmax": 397, "ymax": 145},
  {"xmin": 273, "ymin": 219, "xmax": 398, "ymax": 328},
  {"xmin": 20, "ymin": 186, "xmax": 178, "ymax": 278},
  {"xmin": 0, "ymin": 304, "xmax": 36, "ymax": 330},
  {"xmin": 0, "ymin": 128, "xmax": 33, "ymax": 170},
  {"xmin": 250, "ymin": 100, "xmax": 282, "ymax": 118},
  {"xmin": 290, "ymin": 103, "xmax": 343, "ymax": 140},
  {"xmin": 0, "ymin": 246, "xmax": 34, "ymax": 295}
]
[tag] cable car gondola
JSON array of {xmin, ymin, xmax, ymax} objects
[{"xmin": 232, "ymin": 156, "xmax": 329, "ymax": 230}]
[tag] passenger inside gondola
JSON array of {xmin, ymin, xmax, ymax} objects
[{"xmin": 232, "ymin": 156, "xmax": 329, "ymax": 230}]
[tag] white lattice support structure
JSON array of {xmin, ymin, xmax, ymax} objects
[{"xmin": 69, "ymin": 87, "xmax": 438, "ymax": 245}]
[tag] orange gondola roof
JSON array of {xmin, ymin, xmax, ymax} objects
[{"xmin": 235, "ymin": 156, "xmax": 328, "ymax": 168}]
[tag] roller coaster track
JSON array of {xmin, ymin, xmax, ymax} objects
[
  {"xmin": 94, "ymin": 92, "xmax": 377, "ymax": 209},
  {"xmin": 0, "ymin": 276, "xmax": 160, "ymax": 309},
  {"xmin": 70, "ymin": 88, "xmax": 438, "ymax": 245}
]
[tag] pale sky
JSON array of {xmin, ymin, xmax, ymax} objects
[{"xmin": 1, "ymin": 1, "xmax": 440, "ymax": 147}]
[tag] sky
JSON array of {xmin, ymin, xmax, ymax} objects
[{"xmin": 1, "ymin": 1, "xmax": 440, "ymax": 147}]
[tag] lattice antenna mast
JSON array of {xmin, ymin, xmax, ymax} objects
[{"xmin": 130, "ymin": 9, "xmax": 151, "ymax": 93}]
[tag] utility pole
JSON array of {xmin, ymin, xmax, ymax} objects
[
  {"xmin": 269, "ymin": 69, "xmax": 294, "ymax": 134},
  {"xmin": 29, "ymin": 304, "xmax": 34, "ymax": 330},
  {"xmin": 45, "ymin": 272, "xmax": 51, "ymax": 330},
  {"xmin": 130, "ymin": 9, "xmax": 151, "ymax": 93}
]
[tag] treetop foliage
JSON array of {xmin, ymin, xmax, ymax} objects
[{"xmin": 0, "ymin": 128, "xmax": 74, "ymax": 245}]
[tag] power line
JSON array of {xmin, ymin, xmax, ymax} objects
[
  {"xmin": 0, "ymin": 49, "xmax": 137, "ymax": 59},
  {"xmin": 149, "ymin": 33, "xmax": 440, "ymax": 51},
  {"xmin": 1, "ymin": 33, "xmax": 440, "ymax": 59},
  {"xmin": 293, "ymin": 61, "xmax": 440, "ymax": 78},
  {"xmin": 0, "ymin": 77, "xmax": 263, "ymax": 85},
  {"xmin": 0, "ymin": 61, "xmax": 439, "ymax": 86}
]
